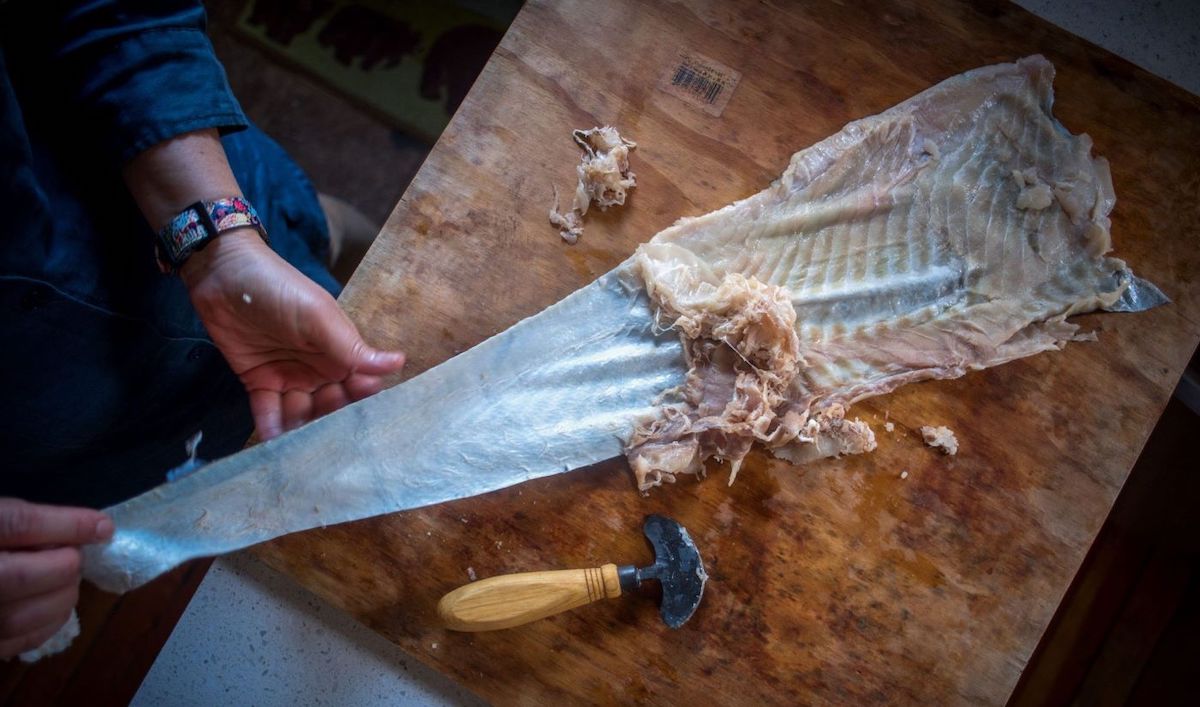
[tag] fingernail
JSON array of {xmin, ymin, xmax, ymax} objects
[
  {"xmin": 95, "ymin": 518, "xmax": 114, "ymax": 540},
  {"xmin": 371, "ymin": 351, "xmax": 404, "ymax": 366}
]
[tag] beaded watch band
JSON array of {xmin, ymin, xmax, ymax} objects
[{"xmin": 155, "ymin": 197, "xmax": 269, "ymax": 273}]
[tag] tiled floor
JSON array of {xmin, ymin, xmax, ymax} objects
[
  {"xmin": 132, "ymin": 553, "xmax": 483, "ymax": 707},
  {"xmin": 1014, "ymin": 0, "xmax": 1199, "ymax": 95}
]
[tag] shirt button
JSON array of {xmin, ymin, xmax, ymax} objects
[{"xmin": 187, "ymin": 345, "xmax": 205, "ymax": 362}]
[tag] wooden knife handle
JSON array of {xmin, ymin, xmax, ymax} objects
[{"xmin": 438, "ymin": 563, "xmax": 622, "ymax": 631}]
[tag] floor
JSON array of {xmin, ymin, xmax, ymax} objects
[
  {"xmin": 131, "ymin": 553, "xmax": 483, "ymax": 707},
  {"xmin": 205, "ymin": 0, "xmax": 432, "ymax": 229},
  {"xmin": 0, "ymin": 560, "xmax": 210, "ymax": 706},
  {"xmin": 0, "ymin": 1, "xmax": 1197, "ymax": 705},
  {"xmin": 1009, "ymin": 397, "xmax": 1200, "ymax": 705},
  {"xmin": 1016, "ymin": 0, "xmax": 1199, "ymax": 95}
]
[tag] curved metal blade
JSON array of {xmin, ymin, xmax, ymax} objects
[{"xmin": 642, "ymin": 514, "xmax": 707, "ymax": 629}]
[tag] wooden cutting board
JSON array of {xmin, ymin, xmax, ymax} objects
[{"xmin": 253, "ymin": 0, "xmax": 1200, "ymax": 703}]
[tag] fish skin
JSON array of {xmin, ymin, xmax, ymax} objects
[{"xmin": 629, "ymin": 56, "xmax": 1137, "ymax": 487}]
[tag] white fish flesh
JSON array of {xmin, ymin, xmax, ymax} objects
[
  {"xmin": 549, "ymin": 126, "xmax": 637, "ymax": 244},
  {"xmin": 627, "ymin": 56, "xmax": 1137, "ymax": 490},
  {"xmin": 921, "ymin": 426, "xmax": 960, "ymax": 455}
]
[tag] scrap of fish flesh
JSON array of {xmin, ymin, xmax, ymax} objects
[
  {"xmin": 921, "ymin": 426, "xmax": 960, "ymax": 455},
  {"xmin": 549, "ymin": 126, "xmax": 637, "ymax": 244},
  {"xmin": 626, "ymin": 55, "xmax": 1131, "ymax": 491},
  {"xmin": 19, "ymin": 610, "xmax": 79, "ymax": 663}
]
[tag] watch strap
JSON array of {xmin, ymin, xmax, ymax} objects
[{"xmin": 156, "ymin": 197, "xmax": 269, "ymax": 272}]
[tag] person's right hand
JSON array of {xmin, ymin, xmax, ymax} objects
[{"xmin": 0, "ymin": 498, "xmax": 113, "ymax": 659}]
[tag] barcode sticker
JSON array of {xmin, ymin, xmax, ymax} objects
[{"xmin": 659, "ymin": 50, "xmax": 741, "ymax": 117}]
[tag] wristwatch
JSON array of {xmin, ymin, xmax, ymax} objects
[{"xmin": 155, "ymin": 197, "xmax": 269, "ymax": 273}]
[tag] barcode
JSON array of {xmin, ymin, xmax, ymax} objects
[
  {"xmin": 658, "ymin": 50, "xmax": 741, "ymax": 117},
  {"xmin": 671, "ymin": 63, "xmax": 724, "ymax": 104}
]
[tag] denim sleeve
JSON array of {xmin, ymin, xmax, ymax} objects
[{"xmin": 3, "ymin": 0, "xmax": 248, "ymax": 165}]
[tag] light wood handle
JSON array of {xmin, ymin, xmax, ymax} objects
[{"xmin": 438, "ymin": 563, "xmax": 622, "ymax": 631}]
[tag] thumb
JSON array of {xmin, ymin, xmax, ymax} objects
[
  {"xmin": 0, "ymin": 498, "xmax": 114, "ymax": 548},
  {"xmin": 347, "ymin": 341, "xmax": 406, "ymax": 376},
  {"xmin": 313, "ymin": 300, "xmax": 405, "ymax": 376}
]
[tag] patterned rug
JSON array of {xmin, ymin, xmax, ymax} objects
[{"xmin": 236, "ymin": 0, "xmax": 521, "ymax": 141}]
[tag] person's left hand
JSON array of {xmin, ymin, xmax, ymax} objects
[
  {"xmin": 0, "ymin": 499, "xmax": 113, "ymax": 659},
  {"xmin": 180, "ymin": 229, "xmax": 406, "ymax": 439}
]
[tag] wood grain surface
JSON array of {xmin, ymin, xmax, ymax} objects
[{"xmin": 253, "ymin": 0, "xmax": 1200, "ymax": 703}]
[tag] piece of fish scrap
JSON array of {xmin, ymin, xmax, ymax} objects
[
  {"xmin": 921, "ymin": 426, "xmax": 960, "ymax": 455},
  {"xmin": 627, "ymin": 55, "xmax": 1154, "ymax": 491},
  {"xmin": 549, "ymin": 126, "xmax": 637, "ymax": 244}
]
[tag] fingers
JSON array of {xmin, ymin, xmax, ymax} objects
[
  {"xmin": 281, "ymin": 390, "xmax": 314, "ymax": 433},
  {"xmin": 0, "ymin": 547, "xmax": 82, "ymax": 601},
  {"xmin": 312, "ymin": 383, "xmax": 350, "ymax": 419},
  {"xmin": 0, "ymin": 612, "xmax": 71, "ymax": 660},
  {"xmin": 242, "ymin": 359, "xmax": 335, "ymax": 394},
  {"xmin": 0, "ymin": 499, "xmax": 113, "ymax": 549},
  {"xmin": 240, "ymin": 286, "xmax": 403, "ymax": 440},
  {"xmin": 305, "ymin": 299, "xmax": 405, "ymax": 378},
  {"xmin": 351, "ymin": 346, "xmax": 406, "ymax": 376},
  {"xmin": 0, "ymin": 578, "xmax": 77, "ymax": 652},
  {"xmin": 344, "ymin": 373, "xmax": 384, "ymax": 402},
  {"xmin": 0, "ymin": 502, "xmax": 95, "ymax": 659},
  {"xmin": 311, "ymin": 376, "xmax": 378, "ymax": 416},
  {"xmin": 248, "ymin": 369, "xmax": 384, "ymax": 440},
  {"xmin": 251, "ymin": 374, "xmax": 388, "ymax": 440},
  {"xmin": 249, "ymin": 389, "xmax": 284, "ymax": 441}
]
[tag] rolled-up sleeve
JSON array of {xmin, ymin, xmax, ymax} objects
[{"xmin": 3, "ymin": 0, "xmax": 248, "ymax": 165}]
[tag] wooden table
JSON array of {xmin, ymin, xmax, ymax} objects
[{"xmin": 254, "ymin": 1, "xmax": 1200, "ymax": 703}]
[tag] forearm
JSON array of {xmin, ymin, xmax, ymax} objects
[
  {"xmin": 122, "ymin": 128, "xmax": 267, "ymax": 288},
  {"xmin": 122, "ymin": 128, "xmax": 242, "ymax": 231}
]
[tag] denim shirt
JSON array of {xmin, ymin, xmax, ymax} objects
[
  {"xmin": 0, "ymin": 1, "xmax": 336, "ymax": 505},
  {"xmin": 1, "ymin": 0, "xmax": 250, "ymax": 331}
]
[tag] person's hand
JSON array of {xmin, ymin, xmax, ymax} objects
[
  {"xmin": 122, "ymin": 129, "xmax": 403, "ymax": 439},
  {"xmin": 181, "ymin": 229, "xmax": 406, "ymax": 439},
  {"xmin": 0, "ymin": 498, "xmax": 113, "ymax": 659}
]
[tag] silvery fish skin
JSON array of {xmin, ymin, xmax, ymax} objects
[
  {"xmin": 83, "ymin": 268, "xmax": 685, "ymax": 592},
  {"xmin": 628, "ymin": 55, "xmax": 1164, "ymax": 486}
]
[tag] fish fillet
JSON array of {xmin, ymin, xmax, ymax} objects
[{"xmin": 627, "ymin": 56, "xmax": 1132, "ymax": 490}]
